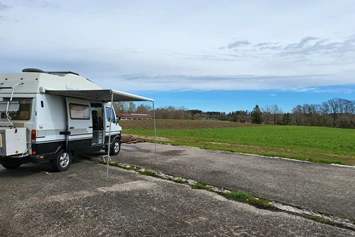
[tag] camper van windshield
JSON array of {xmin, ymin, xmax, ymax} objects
[
  {"xmin": 105, "ymin": 107, "xmax": 116, "ymax": 123},
  {"xmin": 0, "ymin": 99, "xmax": 32, "ymax": 120}
]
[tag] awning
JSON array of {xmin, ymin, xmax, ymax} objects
[{"xmin": 44, "ymin": 89, "xmax": 154, "ymax": 102}]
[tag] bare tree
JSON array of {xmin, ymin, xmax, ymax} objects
[
  {"xmin": 302, "ymin": 104, "xmax": 320, "ymax": 126},
  {"xmin": 343, "ymin": 99, "xmax": 354, "ymax": 115},
  {"xmin": 292, "ymin": 105, "xmax": 303, "ymax": 126},
  {"xmin": 114, "ymin": 102, "xmax": 137, "ymax": 113},
  {"xmin": 172, "ymin": 106, "xmax": 185, "ymax": 119},
  {"xmin": 271, "ymin": 105, "xmax": 282, "ymax": 125},
  {"xmin": 327, "ymin": 98, "xmax": 341, "ymax": 127},
  {"xmin": 262, "ymin": 105, "xmax": 271, "ymax": 124},
  {"xmin": 113, "ymin": 102, "xmax": 125, "ymax": 113},
  {"xmin": 136, "ymin": 104, "xmax": 151, "ymax": 114}
]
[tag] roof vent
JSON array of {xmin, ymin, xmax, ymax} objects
[
  {"xmin": 22, "ymin": 68, "xmax": 80, "ymax": 76},
  {"xmin": 22, "ymin": 68, "xmax": 45, "ymax": 73}
]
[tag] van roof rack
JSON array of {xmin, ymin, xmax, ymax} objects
[{"xmin": 22, "ymin": 68, "xmax": 80, "ymax": 76}]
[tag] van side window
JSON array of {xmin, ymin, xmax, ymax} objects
[
  {"xmin": 105, "ymin": 107, "xmax": 116, "ymax": 123},
  {"xmin": 69, "ymin": 104, "xmax": 90, "ymax": 120},
  {"xmin": 0, "ymin": 99, "xmax": 32, "ymax": 120}
]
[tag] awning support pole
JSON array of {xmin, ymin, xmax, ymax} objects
[
  {"xmin": 153, "ymin": 101, "xmax": 157, "ymax": 154},
  {"xmin": 106, "ymin": 91, "xmax": 114, "ymax": 179}
]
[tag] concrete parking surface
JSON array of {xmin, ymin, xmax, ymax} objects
[
  {"xmin": 0, "ymin": 144, "xmax": 354, "ymax": 236},
  {"xmin": 116, "ymin": 143, "xmax": 355, "ymax": 221}
]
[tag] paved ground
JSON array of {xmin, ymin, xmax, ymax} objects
[
  {"xmin": 1, "ymin": 157, "xmax": 354, "ymax": 236},
  {"xmin": 115, "ymin": 143, "xmax": 355, "ymax": 221}
]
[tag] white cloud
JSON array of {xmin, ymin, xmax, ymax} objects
[
  {"xmin": 227, "ymin": 40, "xmax": 250, "ymax": 49},
  {"xmin": 95, "ymin": 73, "xmax": 355, "ymax": 93},
  {"xmin": 0, "ymin": 0, "xmax": 354, "ymax": 93},
  {"xmin": 0, "ymin": 1, "xmax": 7, "ymax": 11}
]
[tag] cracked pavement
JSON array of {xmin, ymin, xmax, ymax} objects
[
  {"xmin": 116, "ymin": 143, "xmax": 355, "ymax": 221},
  {"xmin": 0, "ymin": 144, "xmax": 354, "ymax": 236}
]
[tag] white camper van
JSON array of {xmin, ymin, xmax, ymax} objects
[{"xmin": 0, "ymin": 68, "xmax": 153, "ymax": 171}]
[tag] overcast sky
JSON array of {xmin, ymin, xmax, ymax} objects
[{"xmin": 0, "ymin": 0, "xmax": 354, "ymax": 112}]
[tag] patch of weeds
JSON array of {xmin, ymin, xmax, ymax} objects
[
  {"xmin": 167, "ymin": 177, "xmax": 186, "ymax": 184},
  {"xmin": 223, "ymin": 191, "xmax": 252, "ymax": 202},
  {"xmin": 121, "ymin": 165, "xmax": 140, "ymax": 172},
  {"xmin": 309, "ymin": 216, "xmax": 339, "ymax": 228},
  {"xmin": 135, "ymin": 137, "xmax": 147, "ymax": 143},
  {"xmin": 139, "ymin": 169, "xmax": 159, "ymax": 178},
  {"xmin": 174, "ymin": 178, "xmax": 186, "ymax": 184},
  {"xmin": 192, "ymin": 182, "xmax": 211, "ymax": 191},
  {"xmin": 83, "ymin": 156, "xmax": 108, "ymax": 165},
  {"xmin": 223, "ymin": 191, "xmax": 272, "ymax": 209},
  {"xmin": 87, "ymin": 157, "xmax": 106, "ymax": 165},
  {"xmin": 168, "ymin": 178, "xmax": 186, "ymax": 184},
  {"xmin": 109, "ymin": 161, "xmax": 119, "ymax": 167},
  {"xmin": 89, "ymin": 157, "xmax": 98, "ymax": 162}
]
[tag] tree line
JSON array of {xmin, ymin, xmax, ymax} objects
[{"xmin": 114, "ymin": 98, "xmax": 355, "ymax": 128}]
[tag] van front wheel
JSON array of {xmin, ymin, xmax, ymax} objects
[
  {"xmin": 110, "ymin": 138, "xmax": 121, "ymax": 156},
  {"xmin": 51, "ymin": 150, "xmax": 72, "ymax": 172}
]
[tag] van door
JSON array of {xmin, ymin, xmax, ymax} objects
[
  {"xmin": 91, "ymin": 103, "xmax": 104, "ymax": 145},
  {"xmin": 66, "ymin": 98, "xmax": 93, "ymax": 151},
  {"xmin": 104, "ymin": 106, "xmax": 121, "ymax": 140}
]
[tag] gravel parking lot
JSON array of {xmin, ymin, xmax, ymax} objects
[{"xmin": 0, "ymin": 146, "xmax": 354, "ymax": 236}]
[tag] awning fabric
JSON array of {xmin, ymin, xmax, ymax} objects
[{"xmin": 45, "ymin": 89, "xmax": 154, "ymax": 102}]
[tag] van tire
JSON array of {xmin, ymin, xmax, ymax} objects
[
  {"xmin": 2, "ymin": 162, "xmax": 22, "ymax": 169},
  {"xmin": 51, "ymin": 150, "xmax": 72, "ymax": 172},
  {"xmin": 110, "ymin": 138, "xmax": 121, "ymax": 156}
]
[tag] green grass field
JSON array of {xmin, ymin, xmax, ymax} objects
[{"xmin": 121, "ymin": 120, "xmax": 355, "ymax": 165}]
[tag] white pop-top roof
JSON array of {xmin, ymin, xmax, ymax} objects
[
  {"xmin": 45, "ymin": 89, "xmax": 154, "ymax": 102},
  {"xmin": 0, "ymin": 69, "xmax": 153, "ymax": 102}
]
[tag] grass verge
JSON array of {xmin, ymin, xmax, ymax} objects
[{"xmin": 123, "ymin": 124, "xmax": 355, "ymax": 165}]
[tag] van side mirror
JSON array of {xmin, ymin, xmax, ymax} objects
[{"xmin": 115, "ymin": 116, "xmax": 120, "ymax": 124}]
